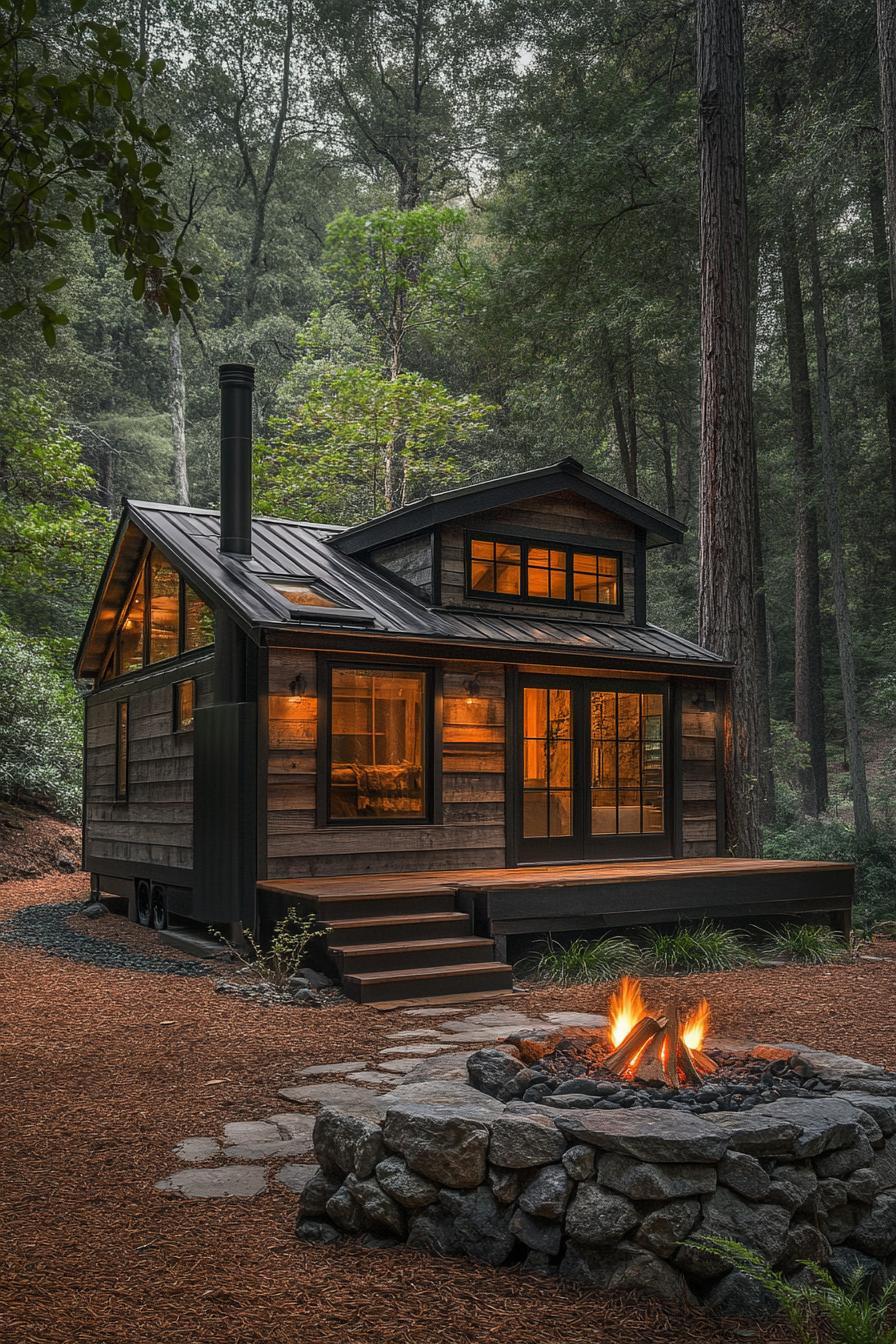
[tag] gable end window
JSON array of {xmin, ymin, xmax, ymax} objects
[
  {"xmin": 465, "ymin": 535, "xmax": 622, "ymax": 610},
  {"xmin": 115, "ymin": 700, "xmax": 129, "ymax": 801},
  {"xmin": 101, "ymin": 546, "xmax": 216, "ymax": 684}
]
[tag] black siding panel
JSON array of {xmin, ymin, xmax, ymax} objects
[{"xmin": 192, "ymin": 702, "xmax": 257, "ymax": 924}]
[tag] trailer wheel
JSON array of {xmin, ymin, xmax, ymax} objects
[
  {"xmin": 150, "ymin": 885, "xmax": 168, "ymax": 931},
  {"xmin": 135, "ymin": 880, "xmax": 151, "ymax": 927}
]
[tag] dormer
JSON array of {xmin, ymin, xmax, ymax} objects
[{"xmin": 331, "ymin": 459, "xmax": 684, "ymax": 627}]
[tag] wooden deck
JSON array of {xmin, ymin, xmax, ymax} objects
[{"xmin": 258, "ymin": 857, "xmax": 854, "ymax": 1003}]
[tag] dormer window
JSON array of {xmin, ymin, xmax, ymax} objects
[{"xmin": 465, "ymin": 534, "xmax": 622, "ymax": 610}]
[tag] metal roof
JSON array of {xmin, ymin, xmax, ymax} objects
[{"xmin": 75, "ymin": 499, "xmax": 727, "ymax": 677}]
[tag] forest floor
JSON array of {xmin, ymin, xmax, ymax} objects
[{"xmin": 2, "ymin": 875, "xmax": 896, "ymax": 1344}]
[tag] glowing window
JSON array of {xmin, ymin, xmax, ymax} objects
[
  {"xmin": 329, "ymin": 667, "xmax": 427, "ymax": 821},
  {"xmin": 148, "ymin": 550, "xmax": 179, "ymax": 663},
  {"xmin": 273, "ymin": 583, "xmax": 339, "ymax": 608},
  {"xmin": 184, "ymin": 586, "xmax": 214, "ymax": 650},
  {"xmin": 469, "ymin": 539, "xmax": 522, "ymax": 595}
]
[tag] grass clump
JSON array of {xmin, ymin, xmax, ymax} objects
[
  {"xmin": 762, "ymin": 922, "xmax": 848, "ymax": 965},
  {"xmin": 639, "ymin": 920, "xmax": 753, "ymax": 974},
  {"xmin": 521, "ymin": 934, "xmax": 639, "ymax": 986},
  {"xmin": 695, "ymin": 1235, "xmax": 896, "ymax": 1344}
]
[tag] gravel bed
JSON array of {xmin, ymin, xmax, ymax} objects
[{"xmin": 0, "ymin": 900, "xmax": 215, "ymax": 976}]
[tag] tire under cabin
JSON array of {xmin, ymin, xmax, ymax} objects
[{"xmin": 75, "ymin": 364, "xmax": 854, "ymax": 1004}]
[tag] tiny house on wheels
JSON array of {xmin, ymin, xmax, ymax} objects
[{"xmin": 75, "ymin": 365, "xmax": 854, "ymax": 1004}]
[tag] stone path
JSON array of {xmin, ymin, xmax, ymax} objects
[{"xmin": 154, "ymin": 1006, "xmax": 588, "ymax": 1200}]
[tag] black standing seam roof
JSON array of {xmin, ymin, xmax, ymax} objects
[{"xmin": 76, "ymin": 500, "xmax": 730, "ymax": 676}]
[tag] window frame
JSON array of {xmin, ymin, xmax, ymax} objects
[
  {"xmin": 463, "ymin": 530, "xmax": 624, "ymax": 612},
  {"xmin": 317, "ymin": 657, "xmax": 441, "ymax": 828},
  {"xmin": 172, "ymin": 678, "xmax": 196, "ymax": 733},
  {"xmin": 114, "ymin": 699, "xmax": 129, "ymax": 802}
]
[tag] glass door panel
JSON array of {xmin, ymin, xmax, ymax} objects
[
  {"xmin": 522, "ymin": 686, "xmax": 573, "ymax": 839},
  {"xmin": 588, "ymin": 689, "xmax": 665, "ymax": 841}
]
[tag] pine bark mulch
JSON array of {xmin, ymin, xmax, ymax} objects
[{"xmin": 2, "ymin": 874, "xmax": 890, "ymax": 1344}]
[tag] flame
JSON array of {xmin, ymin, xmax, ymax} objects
[
  {"xmin": 608, "ymin": 976, "xmax": 647, "ymax": 1049},
  {"xmin": 681, "ymin": 998, "xmax": 711, "ymax": 1053}
]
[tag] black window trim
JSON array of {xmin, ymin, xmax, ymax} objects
[
  {"xmin": 317, "ymin": 655, "xmax": 442, "ymax": 828},
  {"xmin": 114, "ymin": 699, "xmax": 129, "ymax": 802},
  {"xmin": 463, "ymin": 530, "xmax": 625, "ymax": 612},
  {"xmin": 172, "ymin": 677, "xmax": 196, "ymax": 734}
]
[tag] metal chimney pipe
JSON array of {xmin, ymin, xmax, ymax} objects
[{"xmin": 218, "ymin": 363, "xmax": 255, "ymax": 556}]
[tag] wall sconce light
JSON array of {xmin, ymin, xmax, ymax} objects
[
  {"xmin": 691, "ymin": 687, "xmax": 713, "ymax": 711},
  {"xmin": 289, "ymin": 672, "xmax": 307, "ymax": 700},
  {"xmin": 462, "ymin": 676, "xmax": 482, "ymax": 706}
]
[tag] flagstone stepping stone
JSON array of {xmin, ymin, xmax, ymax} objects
[
  {"xmin": 437, "ymin": 1022, "xmax": 551, "ymax": 1040},
  {"xmin": 279, "ymin": 1083, "xmax": 386, "ymax": 1106},
  {"xmin": 386, "ymin": 1030, "xmax": 444, "ymax": 1040},
  {"xmin": 383, "ymin": 1080, "xmax": 506, "ymax": 1110},
  {"xmin": 377, "ymin": 1059, "xmax": 419, "ymax": 1075},
  {"xmin": 405, "ymin": 1007, "xmax": 463, "ymax": 1017},
  {"xmin": 267, "ymin": 1114, "xmax": 316, "ymax": 1142},
  {"xmin": 156, "ymin": 1166, "xmax": 267, "ymax": 1198},
  {"xmin": 223, "ymin": 1121, "xmax": 281, "ymax": 1144},
  {"xmin": 380, "ymin": 1043, "xmax": 459, "ymax": 1056},
  {"xmin": 464, "ymin": 1011, "xmax": 540, "ymax": 1026},
  {"xmin": 277, "ymin": 1162, "xmax": 320, "ymax": 1193},
  {"xmin": 544, "ymin": 1012, "xmax": 608, "ymax": 1028},
  {"xmin": 173, "ymin": 1137, "xmax": 221, "ymax": 1162},
  {"xmin": 299, "ymin": 1061, "xmax": 369, "ymax": 1077},
  {"xmin": 346, "ymin": 1070, "xmax": 401, "ymax": 1084},
  {"xmin": 402, "ymin": 1052, "xmax": 479, "ymax": 1083},
  {"xmin": 223, "ymin": 1138, "xmax": 314, "ymax": 1161}
]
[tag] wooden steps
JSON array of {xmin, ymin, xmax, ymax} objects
[{"xmin": 258, "ymin": 878, "xmax": 514, "ymax": 1004}]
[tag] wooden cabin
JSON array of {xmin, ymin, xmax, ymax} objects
[{"xmin": 75, "ymin": 364, "xmax": 853, "ymax": 1003}]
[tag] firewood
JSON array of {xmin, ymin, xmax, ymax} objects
[
  {"xmin": 678, "ymin": 1041, "xmax": 703, "ymax": 1086},
  {"xmin": 662, "ymin": 1004, "xmax": 681, "ymax": 1088},
  {"xmin": 602, "ymin": 1015, "xmax": 662, "ymax": 1075},
  {"xmin": 690, "ymin": 1049, "xmax": 718, "ymax": 1075}
]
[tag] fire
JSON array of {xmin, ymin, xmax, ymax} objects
[
  {"xmin": 681, "ymin": 998, "xmax": 711, "ymax": 1053},
  {"xmin": 608, "ymin": 976, "xmax": 647, "ymax": 1049}
]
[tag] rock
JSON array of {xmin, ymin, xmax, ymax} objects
[
  {"xmin": 437, "ymin": 1187, "xmax": 516, "ymax": 1265},
  {"xmin": 155, "ymin": 1166, "xmax": 267, "ymax": 1199},
  {"xmin": 523, "ymin": 1249, "xmax": 556, "ymax": 1275},
  {"xmin": 676, "ymin": 1187, "xmax": 791, "ymax": 1275},
  {"xmin": 267, "ymin": 1113, "xmax": 317, "ymax": 1144},
  {"xmin": 510, "ymin": 1207, "xmax": 563, "ymax": 1254},
  {"xmin": 346, "ymin": 1071, "xmax": 401, "ymax": 1085},
  {"xmin": 598, "ymin": 1153, "xmax": 716, "ymax": 1201},
  {"xmin": 277, "ymin": 1163, "xmax": 319, "ymax": 1193},
  {"xmin": 540, "ymin": 1094, "xmax": 596, "ymax": 1110},
  {"xmin": 173, "ymin": 1137, "xmax": 221, "ymax": 1162},
  {"xmin": 376, "ymin": 1060, "xmax": 418, "ymax": 1075},
  {"xmin": 299, "ymin": 1168, "xmax": 341, "ymax": 1217},
  {"xmin": 290, "ymin": 988, "xmax": 321, "ymax": 1006},
  {"xmin": 343, "ymin": 1173, "xmax": 406, "ymax": 1235},
  {"xmin": 766, "ymin": 1162, "xmax": 818, "ymax": 1212},
  {"xmin": 837, "ymin": 1091, "xmax": 896, "ymax": 1137},
  {"xmin": 703, "ymin": 1270, "xmax": 781, "ymax": 1319},
  {"xmin": 872, "ymin": 1136, "xmax": 896, "ymax": 1188},
  {"xmin": 400, "ymin": 1053, "xmax": 477, "ymax": 1083},
  {"xmin": 375, "ymin": 1155, "xmax": 439, "ymax": 1209},
  {"xmin": 519, "ymin": 1163, "xmax": 573, "ymax": 1218},
  {"xmin": 781, "ymin": 1220, "xmax": 831, "ymax": 1271},
  {"xmin": 847, "ymin": 1167, "xmax": 880, "ymax": 1204},
  {"xmin": 357, "ymin": 1232, "xmax": 400, "ymax": 1250},
  {"xmin": 296, "ymin": 1218, "xmax": 342, "ymax": 1244},
  {"xmin": 705, "ymin": 1110, "xmax": 804, "ymax": 1156},
  {"xmin": 562, "ymin": 1144, "xmax": 595, "ymax": 1181},
  {"xmin": 560, "ymin": 1241, "xmax": 697, "ymax": 1306},
  {"xmin": 565, "ymin": 1182, "xmax": 639, "ymax": 1247},
  {"xmin": 815, "ymin": 1134, "xmax": 876, "ymax": 1179},
  {"xmin": 543, "ymin": 1012, "xmax": 608, "ymax": 1028},
  {"xmin": 813, "ymin": 1177, "xmax": 849, "ymax": 1216},
  {"xmin": 504, "ymin": 1026, "xmax": 565, "ymax": 1063},
  {"xmin": 488, "ymin": 1165, "xmax": 521, "ymax": 1204},
  {"xmin": 383, "ymin": 1103, "xmax": 492, "ymax": 1188},
  {"xmin": 488, "ymin": 1112, "xmax": 566, "ymax": 1169},
  {"xmin": 828, "ymin": 1245, "xmax": 889, "ymax": 1294},
  {"xmin": 749, "ymin": 1099, "xmax": 864, "ymax": 1158},
  {"xmin": 635, "ymin": 1199, "xmax": 701, "ymax": 1258},
  {"xmin": 466, "ymin": 1048, "xmax": 525, "ymax": 1100},
  {"xmin": 224, "ymin": 1120, "xmax": 283, "ymax": 1144},
  {"xmin": 83, "ymin": 899, "xmax": 106, "ymax": 917},
  {"xmin": 290, "ymin": 967, "xmax": 332, "ymax": 989},
  {"xmin": 555, "ymin": 1107, "xmax": 729, "ymax": 1163},
  {"xmin": 384, "ymin": 1081, "xmax": 505, "ymax": 1111},
  {"xmin": 223, "ymin": 1139, "xmax": 310, "ymax": 1161},
  {"xmin": 717, "ymin": 1150, "xmax": 770, "ymax": 1200},
  {"xmin": 325, "ymin": 1183, "xmax": 370, "ymax": 1233},
  {"xmin": 299, "ymin": 1061, "xmax": 369, "ymax": 1076},
  {"xmin": 313, "ymin": 1105, "xmax": 384, "ymax": 1179},
  {"xmin": 279, "ymin": 1083, "xmax": 385, "ymax": 1107},
  {"xmin": 849, "ymin": 1191, "xmax": 896, "ymax": 1257},
  {"xmin": 406, "ymin": 1205, "xmax": 461, "ymax": 1257}
]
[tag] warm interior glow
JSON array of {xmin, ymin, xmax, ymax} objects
[
  {"xmin": 608, "ymin": 976, "xmax": 647, "ymax": 1049},
  {"xmin": 681, "ymin": 998, "xmax": 711, "ymax": 1053}
]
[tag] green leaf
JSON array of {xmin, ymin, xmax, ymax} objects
[
  {"xmin": 43, "ymin": 277, "xmax": 68, "ymax": 293},
  {"xmin": 81, "ymin": 206, "xmax": 95, "ymax": 233},
  {"xmin": 0, "ymin": 301, "xmax": 28, "ymax": 320},
  {"xmin": 41, "ymin": 319, "xmax": 57, "ymax": 347}
]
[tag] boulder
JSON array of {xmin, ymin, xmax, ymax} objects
[
  {"xmin": 523, "ymin": 1249, "xmax": 557, "ymax": 1275},
  {"xmin": 635, "ymin": 1199, "xmax": 701, "ymax": 1259},
  {"xmin": 519, "ymin": 1163, "xmax": 573, "ymax": 1219},
  {"xmin": 675, "ymin": 1187, "xmax": 791, "ymax": 1275},
  {"xmin": 374, "ymin": 1155, "xmax": 439, "ymax": 1210},
  {"xmin": 565, "ymin": 1182, "xmax": 639, "ymax": 1247},
  {"xmin": 562, "ymin": 1144, "xmax": 595, "ymax": 1182},
  {"xmin": 849, "ymin": 1191, "xmax": 896, "ymax": 1257},
  {"xmin": 748, "ymin": 1099, "xmax": 864, "ymax": 1158},
  {"xmin": 813, "ymin": 1177, "xmax": 849, "ymax": 1216},
  {"xmin": 598, "ymin": 1152, "xmax": 716, "ymax": 1201},
  {"xmin": 828, "ymin": 1245, "xmax": 890, "ymax": 1294},
  {"xmin": 823, "ymin": 1202, "xmax": 863, "ymax": 1245},
  {"xmin": 703, "ymin": 1270, "xmax": 781, "ymax": 1319},
  {"xmin": 705, "ymin": 1110, "xmax": 802, "ymax": 1156},
  {"xmin": 510, "ymin": 1207, "xmax": 563, "ymax": 1255},
  {"xmin": 488, "ymin": 1111, "xmax": 567, "ymax": 1169},
  {"xmin": 781, "ymin": 1220, "xmax": 831, "ymax": 1271},
  {"xmin": 765, "ymin": 1162, "xmax": 818, "ymax": 1212},
  {"xmin": 815, "ymin": 1133, "xmax": 876, "ymax": 1179},
  {"xmin": 325, "ymin": 1183, "xmax": 370, "ymax": 1234},
  {"xmin": 313, "ymin": 1105, "xmax": 384, "ymax": 1179},
  {"xmin": 383, "ymin": 1104, "xmax": 492, "ymax": 1189},
  {"xmin": 298, "ymin": 1168, "xmax": 341, "ymax": 1218},
  {"xmin": 837, "ymin": 1091, "xmax": 896, "ymax": 1137},
  {"xmin": 296, "ymin": 1218, "xmax": 343, "ymax": 1244},
  {"xmin": 555, "ymin": 1107, "xmax": 729, "ymax": 1163},
  {"xmin": 717, "ymin": 1150, "xmax": 770, "ymax": 1200},
  {"xmin": 466, "ymin": 1048, "xmax": 525, "ymax": 1100},
  {"xmin": 560, "ymin": 1240, "xmax": 698, "ymax": 1306},
  {"xmin": 847, "ymin": 1167, "xmax": 880, "ymax": 1205},
  {"xmin": 488, "ymin": 1165, "xmax": 521, "ymax": 1205},
  {"xmin": 344, "ymin": 1173, "xmax": 406, "ymax": 1235},
  {"xmin": 407, "ymin": 1205, "xmax": 461, "ymax": 1257},
  {"xmin": 872, "ymin": 1135, "xmax": 896, "ymax": 1189},
  {"xmin": 437, "ymin": 1187, "xmax": 516, "ymax": 1266}
]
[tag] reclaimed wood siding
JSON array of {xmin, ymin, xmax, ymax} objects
[
  {"xmin": 83, "ymin": 662, "xmax": 213, "ymax": 872},
  {"xmin": 370, "ymin": 533, "xmax": 433, "ymax": 599},
  {"xmin": 266, "ymin": 649, "xmax": 506, "ymax": 878},
  {"xmin": 679, "ymin": 680, "xmax": 722, "ymax": 858},
  {"xmin": 439, "ymin": 491, "xmax": 638, "ymax": 624}
]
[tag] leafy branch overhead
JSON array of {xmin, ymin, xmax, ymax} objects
[{"xmin": 0, "ymin": 0, "xmax": 200, "ymax": 341}]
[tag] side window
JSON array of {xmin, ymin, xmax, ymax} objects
[
  {"xmin": 103, "ymin": 548, "xmax": 216, "ymax": 682},
  {"xmin": 173, "ymin": 679, "xmax": 195, "ymax": 732},
  {"xmin": 115, "ymin": 700, "xmax": 129, "ymax": 801},
  {"xmin": 148, "ymin": 550, "xmax": 179, "ymax": 663}
]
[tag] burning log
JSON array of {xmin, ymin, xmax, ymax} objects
[
  {"xmin": 601, "ymin": 1015, "xmax": 663, "ymax": 1074},
  {"xmin": 603, "ymin": 982, "xmax": 715, "ymax": 1088}
]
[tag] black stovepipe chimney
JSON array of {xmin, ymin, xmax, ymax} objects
[{"xmin": 218, "ymin": 362, "xmax": 254, "ymax": 556}]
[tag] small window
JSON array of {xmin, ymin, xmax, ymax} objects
[
  {"xmin": 273, "ymin": 583, "xmax": 339, "ymax": 608},
  {"xmin": 117, "ymin": 571, "xmax": 145, "ymax": 675},
  {"xmin": 184, "ymin": 585, "xmax": 215, "ymax": 650},
  {"xmin": 469, "ymin": 539, "xmax": 521, "ymax": 595},
  {"xmin": 148, "ymin": 550, "xmax": 179, "ymax": 663},
  {"xmin": 174, "ymin": 679, "xmax": 195, "ymax": 732},
  {"xmin": 527, "ymin": 546, "xmax": 567, "ymax": 600},
  {"xmin": 115, "ymin": 700, "xmax": 129, "ymax": 801},
  {"xmin": 328, "ymin": 666, "xmax": 428, "ymax": 821}
]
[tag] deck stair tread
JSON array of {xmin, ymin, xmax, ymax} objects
[
  {"xmin": 326, "ymin": 912, "xmax": 470, "ymax": 931},
  {"xmin": 344, "ymin": 961, "xmax": 513, "ymax": 986},
  {"xmin": 330, "ymin": 936, "xmax": 493, "ymax": 956}
]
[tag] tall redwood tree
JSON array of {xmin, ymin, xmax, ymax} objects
[{"xmin": 696, "ymin": 0, "xmax": 762, "ymax": 855}]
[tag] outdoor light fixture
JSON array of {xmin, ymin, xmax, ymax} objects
[
  {"xmin": 462, "ymin": 676, "xmax": 482, "ymax": 705},
  {"xmin": 289, "ymin": 672, "xmax": 307, "ymax": 700}
]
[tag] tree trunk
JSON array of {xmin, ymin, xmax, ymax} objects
[
  {"xmin": 779, "ymin": 203, "xmax": 828, "ymax": 815},
  {"xmin": 878, "ymin": 0, "xmax": 896, "ymax": 323},
  {"xmin": 623, "ymin": 333, "xmax": 639, "ymax": 495},
  {"xmin": 696, "ymin": 0, "xmax": 762, "ymax": 856},
  {"xmin": 867, "ymin": 171, "xmax": 896, "ymax": 509},
  {"xmin": 660, "ymin": 416, "xmax": 676, "ymax": 519},
  {"xmin": 747, "ymin": 238, "xmax": 775, "ymax": 823},
  {"xmin": 605, "ymin": 350, "xmax": 638, "ymax": 495},
  {"xmin": 168, "ymin": 324, "xmax": 189, "ymax": 506},
  {"xmin": 806, "ymin": 199, "xmax": 872, "ymax": 839}
]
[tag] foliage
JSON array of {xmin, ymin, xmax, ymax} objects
[
  {"xmin": 0, "ymin": 618, "xmax": 82, "ymax": 819},
  {"xmin": 639, "ymin": 921, "xmax": 754, "ymax": 974},
  {"xmin": 211, "ymin": 907, "xmax": 329, "ymax": 992},
  {"xmin": 520, "ymin": 934, "xmax": 640, "ymax": 986},
  {"xmin": 0, "ymin": 0, "xmax": 199, "ymax": 338},
  {"xmin": 762, "ymin": 922, "xmax": 848, "ymax": 964},
  {"xmin": 763, "ymin": 818, "xmax": 896, "ymax": 931},
  {"xmin": 769, "ymin": 720, "xmax": 813, "ymax": 826},
  {"xmin": 695, "ymin": 1235, "xmax": 896, "ymax": 1344}
]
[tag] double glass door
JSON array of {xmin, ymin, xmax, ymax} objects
[{"xmin": 516, "ymin": 676, "xmax": 669, "ymax": 863}]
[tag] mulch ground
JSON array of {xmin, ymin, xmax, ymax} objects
[{"xmin": 2, "ymin": 877, "xmax": 894, "ymax": 1344}]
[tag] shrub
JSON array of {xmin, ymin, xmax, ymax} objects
[
  {"xmin": 212, "ymin": 907, "xmax": 329, "ymax": 992},
  {"xmin": 762, "ymin": 922, "xmax": 848, "ymax": 964},
  {"xmin": 639, "ymin": 920, "xmax": 753, "ymax": 974},
  {"xmin": 0, "ymin": 619, "xmax": 82, "ymax": 820},
  {"xmin": 520, "ymin": 934, "xmax": 639, "ymax": 986},
  {"xmin": 764, "ymin": 817, "xmax": 896, "ymax": 931}
]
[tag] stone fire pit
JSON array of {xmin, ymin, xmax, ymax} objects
[{"xmin": 296, "ymin": 1021, "xmax": 896, "ymax": 1315}]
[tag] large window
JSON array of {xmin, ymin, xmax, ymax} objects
[
  {"xmin": 149, "ymin": 550, "xmax": 179, "ymax": 663},
  {"xmin": 591, "ymin": 689, "xmax": 664, "ymax": 836},
  {"xmin": 102, "ymin": 548, "xmax": 215, "ymax": 682},
  {"xmin": 467, "ymin": 535, "xmax": 621, "ymax": 609},
  {"xmin": 328, "ymin": 667, "xmax": 428, "ymax": 821}
]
